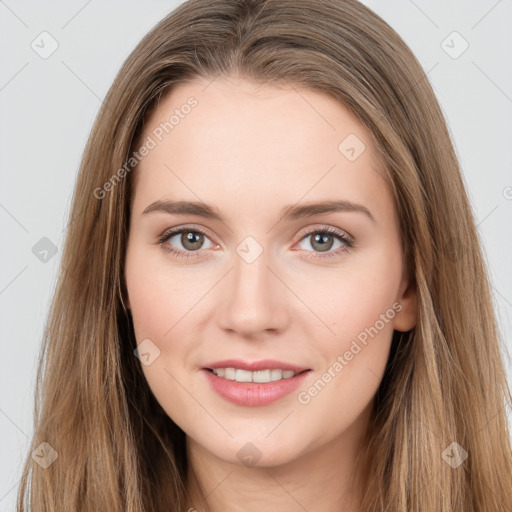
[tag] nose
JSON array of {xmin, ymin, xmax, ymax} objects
[{"xmin": 216, "ymin": 249, "xmax": 290, "ymax": 338}]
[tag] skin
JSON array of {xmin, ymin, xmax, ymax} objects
[{"xmin": 124, "ymin": 75, "xmax": 417, "ymax": 512}]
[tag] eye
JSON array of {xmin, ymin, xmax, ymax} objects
[
  {"xmin": 156, "ymin": 225, "xmax": 355, "ymax": 260},
  {"xmin": 157, "ymin": 226, "xmax": 217, "ymax": 259},
  {"xmin": 296, "ymin": 226, "xmax": 354, "ymax": 259}
]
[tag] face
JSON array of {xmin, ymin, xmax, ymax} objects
[{"xmin": 124, "ymin": 75, "xmax": 417, "ymax": 467}]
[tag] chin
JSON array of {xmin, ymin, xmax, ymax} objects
[{"xmin": 204, "ymin": 435, "xmax": 307, "ymax": 469}]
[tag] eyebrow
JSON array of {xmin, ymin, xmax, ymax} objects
[{"xmin": 142, "ymin": 199, "xmax": 375, "ymax": 223}]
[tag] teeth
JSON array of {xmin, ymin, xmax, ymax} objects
[
  {"xmin": 224, "ymin": 367, "xmax": 235, "ymax": 380},
  {"xmin": 270, "ymin": 369, "xmax": 282, "ymax": 381},
  {"xmin": 254, "ymin": 370, "xmax": 271, "ymax": 383},
  {"xmin": 235, "ymin": 369, "xmax": 252, "ymax": 382},
  {"xmin": 211, "ymin": 367, "xmax": 298, "ymax": 383}
]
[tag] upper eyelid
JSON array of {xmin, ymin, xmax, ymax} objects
[
  {"xmin": 161, "ymin": 224, "xmax": 215, "ymax": 242},
  {"xmin": 296, "ymin": 224, "xmax": 352, "ymax": 239}
]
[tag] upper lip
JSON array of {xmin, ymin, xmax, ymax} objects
[{"xmin": 203, "ymin": 359, "xmax": 310, "ymax": 373}]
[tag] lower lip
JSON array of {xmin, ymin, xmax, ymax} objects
[{"xmin": 202, "ymin": 369, "xmax": 311, "ymax": 407}]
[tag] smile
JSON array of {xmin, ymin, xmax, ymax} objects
[{"xmin": 202, "ymin": 368, "xmax": 311, "ymax": 407}]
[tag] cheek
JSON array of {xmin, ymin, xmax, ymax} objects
[
  {"xmin": 311, "ymin": 277, "xmax": 396, "ymax": 385},
  {"xmin": 292, "ymin": 250, "xmax": 401, "ymax": 416},
  {"xmin": 295, "ymin": 247, "xmax": 402, "ymax": 346},
  {"xmin": 125, "ymin": 251, "xmax": 206, "ymax": 430},
  {"xmin": 125, "ymin": 247, "xmax": 207, "ymax": 410},
  {"xmin": 125, "ymin": 247, "xmax": 202, "ymax": 341},
  {"xmin": 138, "ymin": 353, "xmax": 208, "ymax": 439},
  {"xmin": 328, "ymin": 280, "xmax": 398, "ymax": 348}
]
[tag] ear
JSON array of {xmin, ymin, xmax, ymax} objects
[{"xmin": 393, "ymin": 274, "xmax": 417, "ymax": 332}]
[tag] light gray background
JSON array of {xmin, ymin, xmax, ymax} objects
[{"xmin": 1, "ymin": 1, "xmax": 511, "ymax": 509}]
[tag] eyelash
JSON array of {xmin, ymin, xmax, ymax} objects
[{"xmin": 156, "ymin": 225, "xmax": 355, "ymax": 260}]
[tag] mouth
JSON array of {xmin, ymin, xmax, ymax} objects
[{"xmin": 201, "ymin": 359, "xmax": 312, "ymax": 407}]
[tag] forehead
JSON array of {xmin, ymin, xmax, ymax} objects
[{"xmin": 132, "ymin": 76, "xmax": 389, "ymax": 216}]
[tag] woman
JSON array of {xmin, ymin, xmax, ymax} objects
[{"xmin": 17, "ymin": 0, "xmax": 512, "ymax": 510}]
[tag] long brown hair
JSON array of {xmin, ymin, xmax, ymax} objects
[{"xmin": 17, "ymin": 0, "xmax": 512, "ymax": 510}]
